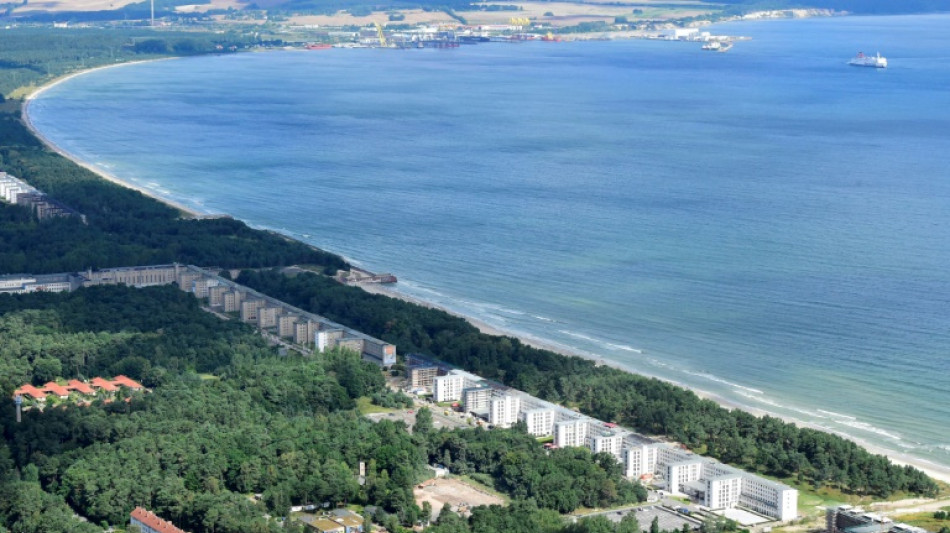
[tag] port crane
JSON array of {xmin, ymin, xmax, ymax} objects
[{"xmin": 374, "ymin": 22, "xmax": 387, "ymax": 47}]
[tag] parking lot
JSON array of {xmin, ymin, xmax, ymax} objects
[
  {"xmin": 365, "ymin": 406, "xmax": 473, "ymax": 432},
  {"xmin": 587, "ymin": 505, "xmax": 704, "ymax": 531}
]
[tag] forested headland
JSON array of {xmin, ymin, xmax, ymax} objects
[{"xmin": 0, "ymin": 25, "xmax": 942, "ymax": 533}]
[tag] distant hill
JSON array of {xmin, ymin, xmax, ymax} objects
[{"xmin": 712, "ymin": 0, "xmax": 950, "ymax": 15}]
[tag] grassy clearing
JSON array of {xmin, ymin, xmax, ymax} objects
[
  {"xmin": 890, "ymin": 511, "xmax": 950, "ymax": 532},
  {"xmin": 198, "ymin": 373, "xmax": 220, "ymax": 380},
  {"xmin": 357, "ymin": 396, "xmax": 397, "ymax": 415}
]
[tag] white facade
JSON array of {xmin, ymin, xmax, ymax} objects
[
  {"xmin": 521, "ymin": 408, "xmax": 555, "ymax": 437},
  {"xmin": 666, "ymin": 460, "xmax": 703, "ymax": 494},
  {"xmin": 623, "ymin": 444, "xmax": 658, "ymax": 479},
  {"xmin": 316, "ymin": 330, "xmax": 330, "ymax": 353},
  {"xmin": 433, "ymin": 374, "xmax": 464, "ymax": 403},
  {"xmin": 463, "ymin": 386, "xmax": 492, "ymax": 414},
  {"xmin": 590, "ymin": 433, "xmax": 625, "ymax": 460},
  {"xmin": 489, "ymin": 395, "xmax": 522, "ymax": 428},
  {"xmin": 705, "ymin": 474, "xmax": 742, "ymax": 509},
  {"xmin": 739, "ymin": 473, "xmax": 798, "ymax": 521},
  {"xmin": 554, "ymin": 418, "xmax": 590, "ymax": 448}
]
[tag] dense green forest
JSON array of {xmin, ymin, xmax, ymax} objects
[
  {"xmin": 0, "ymin": 30, "xmax": 346, "ymax": 276},
  {"xmin": 0, "ymin": 286, "xmax": 643, "ymax": 532},
  {"xmin": 236, "ymin": 269, "xmax": 941, "ymax": 499},
  {"xmin": 0, "ymin": 29, "xmax": 253, "ymax": 98},
  {"xmin": 0, "ymin": 107, "xmax": 347, "ymax": 273}
]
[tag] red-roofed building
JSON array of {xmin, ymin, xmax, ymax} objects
[
  {"xmin": 91, "ymin": 377, "xmax": 119, "ymax": 392},
  {"xmin": 42, "ymin": 382, "xmax": 70, "ymax": 398},
  {"xmin": 67, "ymin": 379, "xmax": 95, "ymax": 395},
  {"xmin": 13, "ymin": 384, "xmax": 47, "ymax": 401},
  {"xmin": 112, "ymin": 375, "xmax": 144, "ymax": 390},
  {"xmin": 130, "ymin": 507, "xmax": 189, "ymax": 533}
]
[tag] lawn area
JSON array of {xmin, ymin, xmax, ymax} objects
[
  {"xmin": 891, "ymin": 510, "xmax": 950, "ymax": 532},
  {"xmin": 357, "ymin": 396, "xmax": 397, "ymax": 415},
  {"xmin": 198, "ymin": 373, "xmax": 220, "ymax": 381}
]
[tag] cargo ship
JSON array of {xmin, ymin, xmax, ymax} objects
[{"xmin": 849, "ymin": 51, "xmax": 887, "ymax": 68}]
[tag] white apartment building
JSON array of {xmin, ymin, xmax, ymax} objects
[
  {"xmin": 521, "ymin": 408, "xmax": 555, "ymax": 437},
  {"xmin": 433, "ymin": 374, "xmax": 465, "ymax": 403},
  {"xmin": 590, "ymin": 432, "xmax": 626, "ymax": 460},
  {"xmin": 463, "ymin": 386, "xmax": 492, "ymax": 414},
  {"xmin": 489, "ymin": 395, "xmax": 522, "ymax": 428},
  {"xmin": 666, "ymin": 459, "xmax": 704, "ymax": 494},
  {"xmin": 705, "ymin": 474, "xmax": 742, "ymax": 509},
  {"xmin": 623, "ymin": 444, "xmax": 658, "ymax": 479},
  {"xmin": 554, "ymin": 418, "xmax": 590, "ymax": 448}
]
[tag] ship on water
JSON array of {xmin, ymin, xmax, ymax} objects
[
  {"xmin": 849, "ymin": 51, "xmax": 887, "ymax": 68},
  {"xmin": 702, "ymin": 41, "xmax": 733, "ymax": 52}
]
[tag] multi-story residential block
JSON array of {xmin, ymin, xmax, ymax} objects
[
  {"xmin": 258, "ymin": 307, "xmax": 280, "ymax": 329},
  {"xmin": 489, "ymin": 394, "xmax": 521, "ymax": 428},
  {"xmin": 554, "ymin": 418, "xmax": 590, "ymax": 448},
  {"xmin": 433, "ymin": 373, "xmax": 465, "ymax": 403},
  {"xmin": 409, "ymin": 365, "xmax": 440, "ymax": 390},
  {"xmin": 666, "ymin": 459, "xmax": 704, "ymax": 495},
  {"xmin": 295, "ymin": 320, "xmax": 318, "ymax": 345},
  {"xmin": 623, "ymin": 443, "xmax": 658, "ymax": 479},
  {"xmin": 278, "ymin": 314, "xmax": 298, "ymax": 338},
  {"xmin": 223, "ymin": 290, "xmax": 244, "ymax": 313},
  {"xmin": 521, "ymin": 408, "xmax": 555, "ymax": 437},
  {"xmin": 463, "ymin": 385, "xmax": 492, "ymax": 414},
  {"xmin": 705, "ymin": 474, "xmax": 742, "ymax": 510},
  {"xmin": 240, "ymin": 299, "xmax": 265, "ymax": 322},
  {"xmin": 208, "ymin": 285, "xmax": 228, "ymax": 307},
  {"xmin": 590, "ymin": 432, "xmax": 626, "ymax": 460}
]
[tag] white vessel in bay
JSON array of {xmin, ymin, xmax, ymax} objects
[
  {"xmin": 849, "ymin": 51, "xmax": 887, "ymax": 68},
  {"xmin": 701, "ymin": 41, "xmax": 733, "ymax": 52}
]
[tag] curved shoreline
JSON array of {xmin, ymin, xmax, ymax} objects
[
  {"xmin": 21, "ymin": 58, "xmax": 204, "ymax": 219},
  {"xmin": 20, "ymin": 56, "xmax": 950, "ymax": 487}
]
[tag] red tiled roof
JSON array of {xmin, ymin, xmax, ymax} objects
[
  {"xmin": 91, "ymin": 377, "xmax": 119, "ymax": 391},
  {"xmin": 13, "ymin": 384, "xmax": 47, "ymax": 400},
  {"xmin": 67, "ymin": 379, "xmax": 95, "ymax": 395},
  {"xmin": 42, "ymin": 382, "xmax": 70, "ymax": 397},
  {"xmin": 130, "ymin": 507, "xmax": 189, "ymax": 533},
  {"xmin": 112, "ymin": 375, "xmax": 144, "ymax": 389}
]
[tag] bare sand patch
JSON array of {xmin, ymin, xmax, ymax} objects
[{"xmin": 414, "ymin": 477, "xmax": 505, "ymax": 520}]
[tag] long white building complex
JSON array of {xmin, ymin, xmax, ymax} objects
[
  {"xmin": 4, "ymin": 264, "xmax": 397, "ymax": 366},
  {"xmin": 410, "ymin": 352, "xmax": 800, "ymax": 523}
]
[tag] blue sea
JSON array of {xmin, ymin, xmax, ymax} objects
[{"xmin": 27, "ymin": 14, "xmax": 950, "ymax": 477}]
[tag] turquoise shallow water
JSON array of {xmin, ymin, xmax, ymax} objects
[{"xmin": 28, "ymin": 14, "xmax": 950, "ymax": 475}]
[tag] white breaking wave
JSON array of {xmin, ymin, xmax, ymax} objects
[
  {"xmin": 558, "ymin": 330, "xmax": 600, "ymax": 343},
  {"xmin": 836, "ymin": 419, "xmax": 904, "ymax": 441},
  {"xmin": 817, "ymin": 409, "xmax": 857, "ymax": 420},
  {"xmin": 685, "ymin": 370, "xmax": 764, "ymax": 395},
  {"xmin": 605, "ymin": 342, "xmax": 644, "ymax": 354}
]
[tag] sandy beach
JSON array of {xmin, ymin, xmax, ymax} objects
[{"xmin": 19, "ymin": 58, "xmax": 950, "ymax": 488}]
